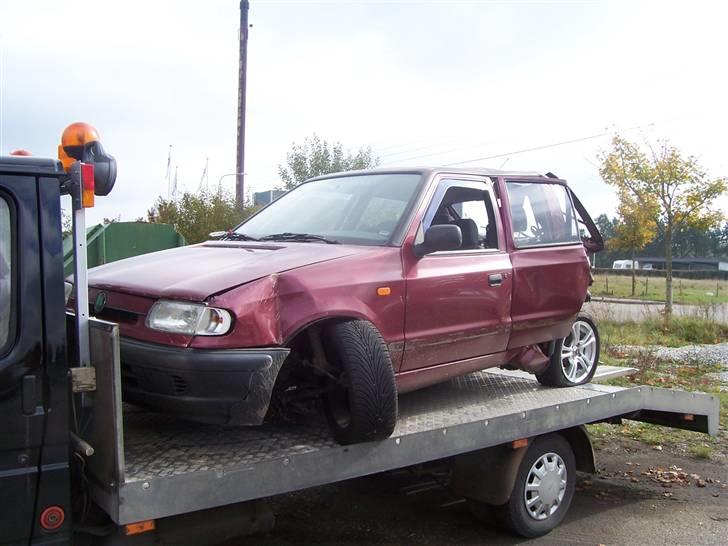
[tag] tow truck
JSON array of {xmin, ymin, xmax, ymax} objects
[{"xmin": 0, "ymin": 125, "xmax": 720, "ymax": 545}]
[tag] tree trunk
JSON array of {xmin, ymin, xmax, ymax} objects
[
  {"xmin": 630, "ymin": 248, "xmax": 636, "ymax": 297},
  {"xmin": 665, "ymin": 223, "xmax": 673, "ymax": 322}
]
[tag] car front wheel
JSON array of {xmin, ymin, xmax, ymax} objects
[{"xmin": 322, "ymin": 320, "xmax": 397, "ymax": 445}]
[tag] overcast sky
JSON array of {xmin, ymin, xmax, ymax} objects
[{"xmin": 1, "ymin": 0, "xmax": 726, "ymax": 225}]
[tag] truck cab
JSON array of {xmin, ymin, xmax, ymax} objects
[{"xmin": 1, "ymin": 156, "xmax": 72, "ymax": 544}]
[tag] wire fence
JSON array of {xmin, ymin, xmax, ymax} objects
[{"xmin": 591, "ymin": 268, "xmax": 728, "ymax": 304}]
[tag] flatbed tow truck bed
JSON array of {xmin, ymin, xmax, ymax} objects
[{"xmin": 83, "ymin": 321, "xmax": 720, "ymax": 528}]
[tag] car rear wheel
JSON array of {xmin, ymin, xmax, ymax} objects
[
  {"xmin": 322, "ymin": 320, "xmax": 397, "ymax": 445},
  {"xmin": 537, "ymin": 313, "xmax": 600, "ymax": 387}
]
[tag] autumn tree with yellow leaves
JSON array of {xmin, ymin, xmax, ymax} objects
[{"xmin": 599, "ymin": 135, "xmax": 726, "ymax": 318}]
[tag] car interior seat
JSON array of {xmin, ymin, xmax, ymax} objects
[{"xmin": 450, "ymin": 218, "xmax": 479, "ymax": 249}]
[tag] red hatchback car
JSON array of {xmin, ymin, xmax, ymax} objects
[{"xmin": 85, "ymin": 168, "xmax": 603, "ymax": 444}]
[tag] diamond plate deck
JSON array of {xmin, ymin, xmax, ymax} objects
[
  {"xmin": 83, "ymin": 319, "xmax": 719, "ymax": 525},
  {"xmin": 122, "ymin": 370, "xmax": 595, "ymax": 483}
]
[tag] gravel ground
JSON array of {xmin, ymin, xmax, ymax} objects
[
  {"xmin": 613, "ymin": 342, "xmax": 728, "ymax": 383},
  {"xmin": 614, "ymin": 342, "xmax": 728, "ymax": 366}
]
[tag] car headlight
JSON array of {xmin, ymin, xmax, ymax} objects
[
  {"xmin": 146, "ymin": 300, "xmax": 233, "ymax": 336},
  {"xmin": 64, "ymin": 282, "xmax": 73, "ymax": 304}
]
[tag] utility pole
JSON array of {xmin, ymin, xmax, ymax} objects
[{"xmin": 236, "ymin": 0, "xmax": 250, "ymax": 207}]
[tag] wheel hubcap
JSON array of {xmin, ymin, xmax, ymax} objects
[
  {"xmin": 523, "ymin": 452, "xmax": 567, "ymax": 521},
  {"xmin": 560, "ymin": 320, "xmax": 597, "ymax": 383}
]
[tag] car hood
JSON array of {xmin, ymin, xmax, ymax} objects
[{"xmin": 87, "ymin": 241, "xmax": 371, "ymax": 301}]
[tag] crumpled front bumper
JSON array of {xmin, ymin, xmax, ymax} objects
[{"xmin": 120, "ymin": 338, "xmax": 290, "ymax": 426}]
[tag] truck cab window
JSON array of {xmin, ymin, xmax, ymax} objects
[
  {"xmin": 506, "ymin": 182, "xmax": 580, "ymax": 248},
  {"xmin": 0, "ymin": 197, "xmax": 11, "ymax": 352},
  {"xmin": 427, "ymin": 183, "xmax": 498, "ymax": 250}
]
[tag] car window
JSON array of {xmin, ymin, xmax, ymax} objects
[
  {"xmin": 506, "ymin": 182, "xmax": 580, "ymax": 248},
  {"xmin": 355, "ymin": 196, "xmax": 409, "ymax": 238},
  {"xmin": 0, "ymin": 197, "xmax": 13, "ymax": 352},
  {"xmin": 424, "ymin": 181, "xmax": 498, "ymax": 250},
  {"xmin": 237, "ymin": 174, "xmax": 422, "ymax": 246}
]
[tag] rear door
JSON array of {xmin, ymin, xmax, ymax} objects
[
  {"xmin": 0, "ymin": 167, "xmax": 70, "ymax": 544},
  {"xmin": 500, "ymin": 178, "xmax": 591, "ymax": 348},
  {"xmin": 0, "ymin": 175, "xmax": 47, "ymax": 543},
  {"xmin": 401, "ymin": 176, "xmax": 512, "ymax": 371}
]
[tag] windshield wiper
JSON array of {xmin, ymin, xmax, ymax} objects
[
  {"xmin": 209, "ymin": 231, "xmax": 259, "ymax": 241},
  {"xmin": 258, "ymin": 232, "xmax": 340, "ymax": 244}
]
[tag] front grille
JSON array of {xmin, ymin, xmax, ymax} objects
[
  {"xmin": 92, "ymin": 306, "xmax": 140, "ymax": 324},
  {"xmin": 171, "ymin": 375, "xmax": 188, "ymax": 395}
]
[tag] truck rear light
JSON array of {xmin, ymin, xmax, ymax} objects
[
  {"xmin": 39, "ymin": 506, "xmax": 65, "ymax": 531},
  {"xmin": 81, "ymin": 163, "xmax": 95, "ymax": 208},
  {"xmin": 124, "ymin": 519, "xmax": 156, "ymax": 535}
]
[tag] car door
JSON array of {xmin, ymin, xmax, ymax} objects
[
  {"xmin": 401, "ymin": 176, "xmax": 512, "ymax": 371},
  {"xmin": 500, "ymin": 177, "xmax": 591, "ymax": 349}
]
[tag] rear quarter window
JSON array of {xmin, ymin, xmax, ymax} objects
[
  {"xmin": 0, "ymin": 196, "xmax": 13, "ymax": 352},
  {"xmin": 506, "ymin": 181, "xmax": 580, "ymax": 248}
]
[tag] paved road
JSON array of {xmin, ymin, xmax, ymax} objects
[{"xmin": 585, "ymin": 299, "xmax": 728, "ymax": 324}]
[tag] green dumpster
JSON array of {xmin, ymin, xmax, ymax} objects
[{"xmin": 63, "ymin": 222, "xmax": 186, "ymax": 276}]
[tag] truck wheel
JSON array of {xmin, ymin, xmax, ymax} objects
[
  {"xmin": 323, "ymin": 320, "xmax": 397, "ymax": 445},
  {"xmin": 537, "ymin": 313, "xmax": 599, "ymax": 387},
  {"xmin": 493, "ymin": 434, "xmax": 576, "ymax": 538}
]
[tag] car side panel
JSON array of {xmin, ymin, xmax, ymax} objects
[
  {"xmin": 507, "ymin": 244, "xmax": 589, "ymax": 348},
  {"xmin": 400, "ymin": 251, "xmax": 512, "ymax": 371},
  {"xmin": 197, "ymin": 247, "xmax": 407, "ymax": 368}
]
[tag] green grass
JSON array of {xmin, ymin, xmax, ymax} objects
[
  {"xmin": 592, "ymin": 273, "xmax": 728, "ymax": 304},
  {"xmin": 598, "ymin": 316, "xmax": 728, "ymax": 347},
  {"xmin": 586, "ymin": 323, "xmax": 727, "ymax": 459},
  {"xmin": 690, "ymin": 444, "xmax": 714, "ymax": 459}
]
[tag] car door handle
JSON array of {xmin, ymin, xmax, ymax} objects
[{"xmin": 488, "ymin": 273, "xmax": 503, "ymax": 287}]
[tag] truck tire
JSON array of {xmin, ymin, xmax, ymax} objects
[
  {"xmin": 537, "ymin": 312, "xmax": 600, "ymax": 387},
  {"xmin": 492, "ymin": 434, "xmax": 576, "ymax": 538},
  {"xmin": 322, "ymin": 320, "xmax": 397, "ymax": 445}
]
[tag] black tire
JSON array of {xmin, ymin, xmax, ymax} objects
[
  {"xmin": 493, "ymin": 434, "xmax": 576, "ymax": 538},
  {"xmin": 322, "ymin": 320, "xmax": 397, "ymax": 445},
  {"xmin": 537, "ymin": 312, "xmax": 600, "ymax": 387}
]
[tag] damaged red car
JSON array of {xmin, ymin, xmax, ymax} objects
[{"xmin": 85, "ymin": 167, "xmax": 604, "ymax": 444}]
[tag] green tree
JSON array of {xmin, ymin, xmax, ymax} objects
[
  {"xmin": 599, "ymin": 135, "xmax": 726, "ymax": 318},
  {"xmin": 278, "ymin": 134, "xmax": 379, "ymax": 189},
  {"xmin": 609, "ymin": 190, "xmax": 657, "ymax": 296},
  {"xmin": 148, "ymin": 189, "xmax": 256, "ymax": 244}
]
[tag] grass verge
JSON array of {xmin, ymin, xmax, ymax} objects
[
  {"xmin": 598, "ymin": 316, "xmax": 728, "ymax": 347},
  {"xmin": 587, "ymin": 321, "xmax": 727, "ymax": 460},
  {"xmin": 591, "ymin": 273, "xmax": 728, "ymax": 305}
]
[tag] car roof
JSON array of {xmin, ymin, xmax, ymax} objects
[{"xmin": 306, "ymin": 166, "xmax": 549, "ymax": 182}]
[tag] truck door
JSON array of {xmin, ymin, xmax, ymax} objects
[
  {"xmin": 500, "ymin": 178, "xmax": 591, "ymax": 349},
  {"xmin": 401, "ymin": 177, "xmax": 512, "ymax": 371},
  {"xmin": 0, "ymin": 161, "xmax": 70, "ymax": 544}
]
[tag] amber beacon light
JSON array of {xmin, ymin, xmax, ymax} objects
[{"xmin": 58, "ymin": 122, "xmax": 117, "ymax": 200}]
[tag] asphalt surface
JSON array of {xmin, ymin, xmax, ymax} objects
[{"xmin": 228, "ymin": 441, "xmax": 727, "ymax": 546}]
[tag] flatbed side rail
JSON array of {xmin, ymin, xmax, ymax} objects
[
  {"xmin": 113, "ymin": 384, "xmax": 718, "ymax": 524},
  {"xmin": 80, "ymin": 320, "xmax": 720, "ymax": 525}
]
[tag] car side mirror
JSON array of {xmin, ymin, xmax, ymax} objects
[{"xmin": 415, "ymin": 224, "xmax": 462, "ymax": 256}]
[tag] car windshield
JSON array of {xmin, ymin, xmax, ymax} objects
[{"xmin": 235, "ymin": 173, "xmax": 423, "ymax": 246}]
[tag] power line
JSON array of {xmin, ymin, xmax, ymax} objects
[
  {"xmin": 377, "ymin": 136, "xmax": 471, "ymax": 160},
  {"xmin": 382, "ymin": 138, "xmax": 497, "ymax": 165},
  {"xmin": 444, "ymin": 124, "xmax": 653, "ymax": 167}
]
